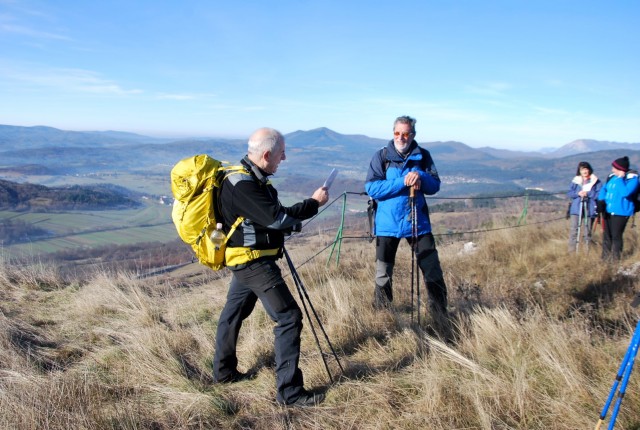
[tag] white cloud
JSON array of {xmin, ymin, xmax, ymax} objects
[
  {"xmin": 0, "ymin": 63, "xmax": 142, "ymax": 95},
  {"xmin": 0, "ymin": 3, "xmax": 69, "ymax": 41},
  {"xmin": 0, "ymin": 22, "xmax": 70, "ymax": 40}
]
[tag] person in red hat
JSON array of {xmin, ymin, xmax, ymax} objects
[{"xmin": 596, "ymin": 156, "xmax": 639, "ymax": 260}]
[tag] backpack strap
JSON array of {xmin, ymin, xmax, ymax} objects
[
  {"xmin": 224, "ymin": 216, "xmax": 244, "ymax": 246},
  {"xmin": 193, "ymin": 166, "xmax": 246, "ymax": 247},
  {"xmin": 381, "ymin": 145, "xmax": 429, "ymax": 176},
  {"xmin": 382, "ymin": 146, "xmax": 390, "ymax": 175}
]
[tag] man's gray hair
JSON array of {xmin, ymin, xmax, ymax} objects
[
  {"xmin": 394, "ymin": 115, "xmax": 417, "ymax": 134},
  {"xmin": 247, "ymin": 128, "xmax": 284, "ymax": 156}
]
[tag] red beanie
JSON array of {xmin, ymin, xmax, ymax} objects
[{"xmin": 612, "ymin": 156, "xmax": 630, "ymax": 172}]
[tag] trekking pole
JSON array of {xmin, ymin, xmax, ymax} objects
[
  {"xmin": 283, "ymin": 247, "xmax": 344, "ymax": 383},
  {"xmin": 412, "ymin": 188, "xmax": 421, "ymax": 326},
  {"xmin": 409, "ymin": 187, "xmax": 416, "ymax": 324},
  {"xmin": 576, "ymin": 197, "xmax": 584, "ymax": 252},
  {"xmin": 593, "ymin": 213, "xmax": 601, "ymax": 236},
  {"xmin": 595, "ymin": 318, "xmax": 640, "ymax": 430},
  {"xmin": 584, "ymin": 199, "xmax": 590, "ymax": 252},
  {"xmin": 592, "ymin": 213, "xmax": 601, "ymax": 247},
  {"xmin": 587, "ymin": 214, "xmax": 596, "ymax": 254}
]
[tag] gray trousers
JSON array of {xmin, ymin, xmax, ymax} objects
[{"xmin": 568, "ymin": 214, "xmax": 595, "ymax": 251}]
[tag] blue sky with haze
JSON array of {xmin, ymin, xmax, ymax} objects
[{"xmin": 1, "ymin": 0, "xmax": 638, "ymax": 150}]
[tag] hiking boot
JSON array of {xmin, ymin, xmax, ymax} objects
[
  {"xmin": 372, "ymin": 296, "xmax": 391, "ymax": 310},
  {"xmin": 429, "ymin": 306, "xmax": 454, "ymax": 342},
  {"xmin": 373, "ymin": 283, "xmax": 393, "ymax": 309},
  {"xmin": 214, "ymin": 370, "xmax": 254, "ymax": 384},
  {"xmin": 278, "ymin": 390, "xmax": 325, "ymax": 407}
]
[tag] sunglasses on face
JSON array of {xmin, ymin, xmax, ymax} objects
[{"xmin": 393, "ymin": 131, "xmax": 413, "ymax": 138}]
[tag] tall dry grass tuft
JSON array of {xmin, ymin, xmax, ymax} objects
[
  {"xmin": 2, "ymin": 216, "xmax": 640, "ymax": 429},
  {"xmin": 0, "ymin": 254, "xmax": 69, "ymax": 292}
]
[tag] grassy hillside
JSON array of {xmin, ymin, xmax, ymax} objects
[{"xmin": 1, "ymin": 218, "xmax": 640, "ymax": 429}]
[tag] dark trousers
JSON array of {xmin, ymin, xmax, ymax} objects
[
  {"xmin": 213, "ymin": 259, "xmax": 304, "ymax": 404},
  {"xmin": 374, "ymin": 234, "xmax": 448, "ymax": 313},
  {"xmin": 602, "ymin": 214, "xmax": 629, "ymax": 261}
]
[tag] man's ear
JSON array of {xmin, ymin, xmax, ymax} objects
[{"xmin": 262, "ymin": 150, "xmax": 271, "ymax": 165}]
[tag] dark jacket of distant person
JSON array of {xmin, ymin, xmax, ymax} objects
[{"xmin": 219, "ymin": 155, "xmax": 319, "ymax": 267}]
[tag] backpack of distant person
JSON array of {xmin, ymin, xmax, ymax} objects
[
  {"xmin": 170, "ymin": 154, "xmax": 244, "ymax": 270},
  {"xmin": 631, "ymin": 170, "xmax": 640, "ymax": 214}
]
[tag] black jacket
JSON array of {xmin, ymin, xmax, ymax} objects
[{"xmin": 219, "ymin": 155, "xmax": 319, "ymax": 254}]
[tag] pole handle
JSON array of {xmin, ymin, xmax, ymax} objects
[{"xmin": 410, "ymin": 187, "xmax": 415, "ymax": 198}]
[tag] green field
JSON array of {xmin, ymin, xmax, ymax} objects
[
  {"xmin": 24, "ymin": 170, "xmax": 172, "ymax": 196},
  {"xmin": 0, "ymin": 168, "xmax": 361, "ymax": 259},
  {"xmin": 0, "ymin": 203, "xmax": 177, "ymax": 257}
]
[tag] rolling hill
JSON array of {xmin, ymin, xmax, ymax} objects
[
  {"xmin": 0, "ymin": 179, "xmax": 141, "ymax": 211},
  {"xmin": 1, "ymin": 124, "xmax": 639, "ymax": 197}
]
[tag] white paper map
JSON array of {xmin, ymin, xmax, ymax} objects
[{"xmin": 323, "ymin": 168, "xmax": 338, "ymax": 189}]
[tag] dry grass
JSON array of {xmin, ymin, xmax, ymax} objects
[{"xmin": 2, "ymin": 219, "xmax": 640, "ymax": 429}]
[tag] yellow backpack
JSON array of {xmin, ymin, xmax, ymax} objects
[{"xmin": 170, "ymin": 154, "xmax": 243, "ymax": 270}]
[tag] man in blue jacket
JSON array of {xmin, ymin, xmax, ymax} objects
[
  {"xmin": 365, "ymin": 116, "xmax": 448, "ymax": 324},
  {"xmin": 597, "ymin": 156, "xmax": 639, "ymax": 261}
]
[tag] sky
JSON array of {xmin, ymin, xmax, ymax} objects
[{"xmin": 1, "ymin": 0, "xmax": 638, "ymax": 150}]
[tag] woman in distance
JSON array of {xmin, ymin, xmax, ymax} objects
[
  {"xmin": 597, "ymin": 156, "xmax": 639, "ymax": 261},
  {"xmin": 567, "ymin": 161, "xmax": 601, "ymax": 252}
]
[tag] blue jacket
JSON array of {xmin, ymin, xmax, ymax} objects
[
  {"xmin": 597, "ymin": 172, "xmax": 639, "ymax": 216},
  {"xmin": 567, "ymin": 175, "xmax": 602, "ymax": 218},
  {"xmin": 365, "ymin": 141, "xmax": 440, "ymax": 238}
]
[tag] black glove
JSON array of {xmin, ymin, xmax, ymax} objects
[
  {"xmin": 283, "ymin": 222, "xmax": 302, "ymax": 236},
  {"xmin": 596, "ymin": 199, "xmax": 606, "ymax": 215}
]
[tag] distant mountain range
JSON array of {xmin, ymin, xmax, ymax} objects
[
  {"xmin": 1, "ymin": 124, "xmax": 639, "ymax": 196},
  {"xmin": 549, "ymin": 139, "xmax": 640, "ymax": 158},
  {"xmin": 0, "ymin": 124, "xmax": 174, "ymax": 149}
]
